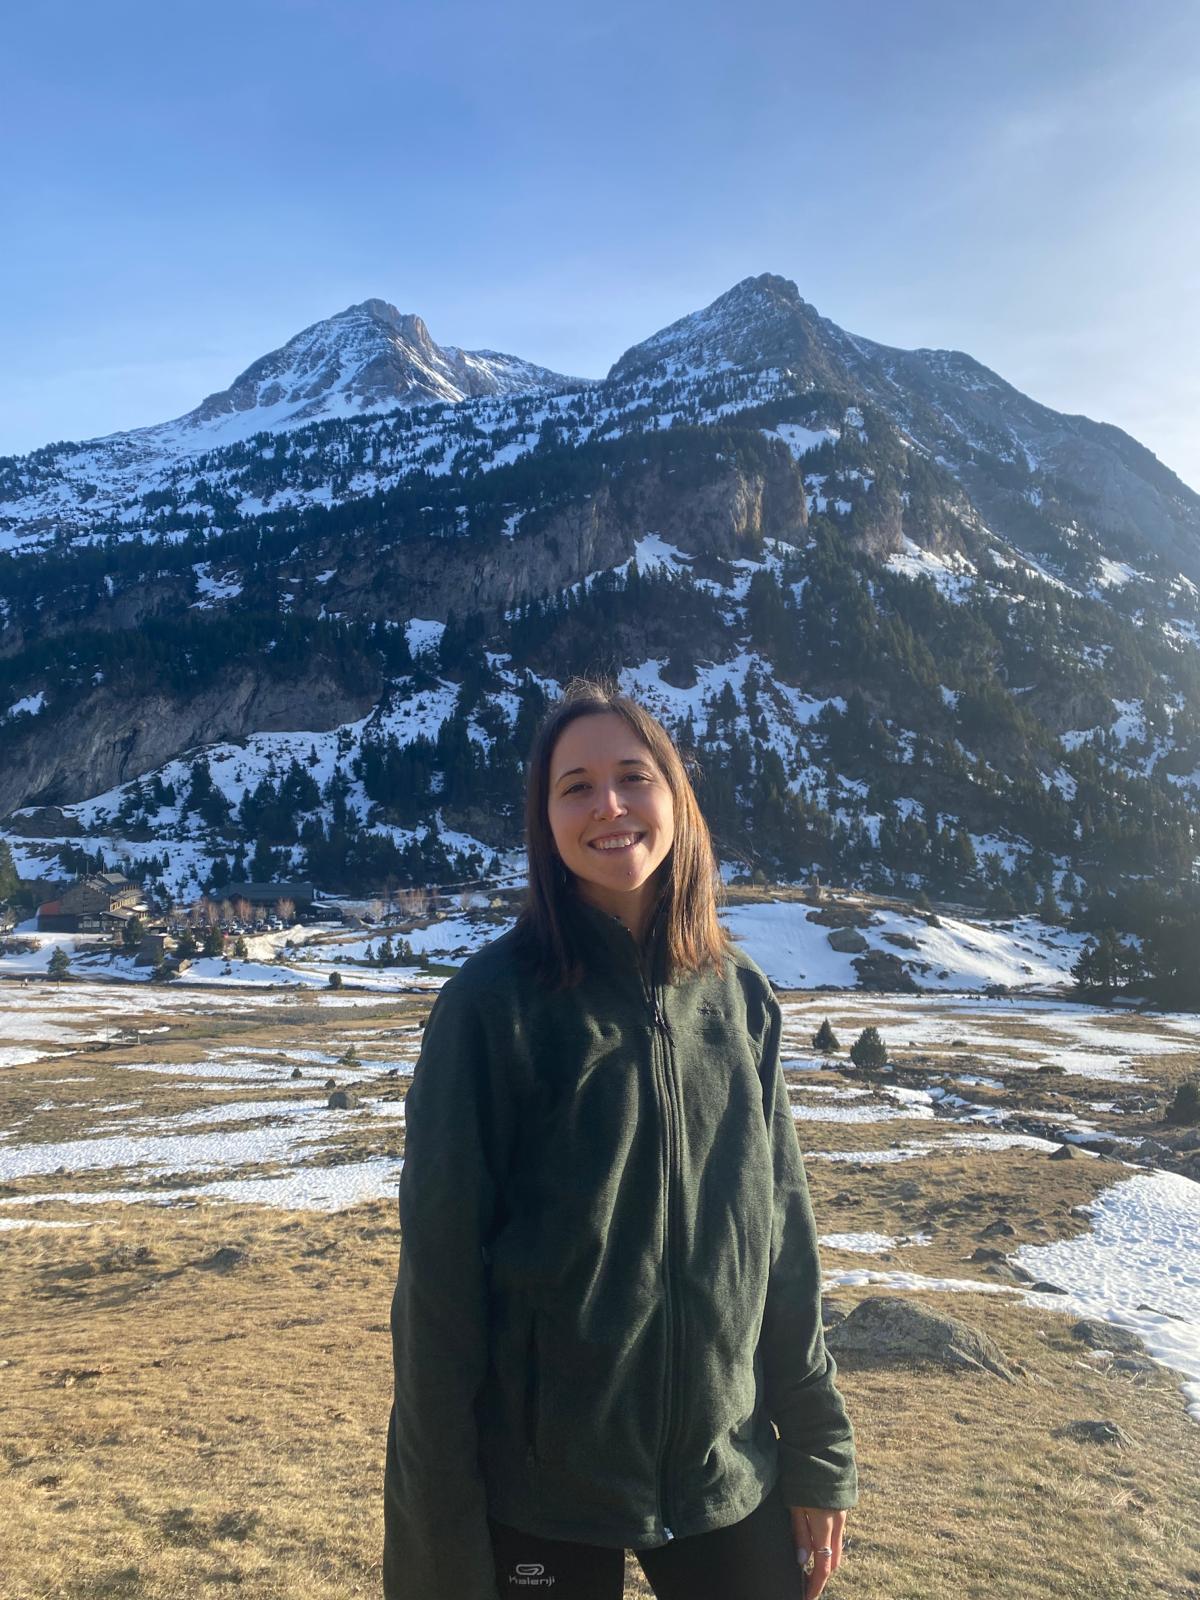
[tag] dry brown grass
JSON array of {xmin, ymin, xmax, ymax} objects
[
  {"xmin": 3, "ymin": 1205, "xmax": 1198, "ymax": 1600},
  {"xmin": 1, "ymin": 1202, "xmax": 399, "ymax": 1600}
]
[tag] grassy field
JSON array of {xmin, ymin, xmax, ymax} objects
[{"xmin": 1, "ymin": 982, "xmax": 1198, "ymax": 1599}]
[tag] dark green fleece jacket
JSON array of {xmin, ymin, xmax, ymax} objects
[{"xmin": 383, "ymin": 893, "xmax": 856, "ymax": 1599}]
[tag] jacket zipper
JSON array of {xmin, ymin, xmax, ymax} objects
[
  {"xmin": 646, "ymin": 966, "xmax": 679, "ymax": 1543},
  {"xmin": 524, "ymin": 1313, "xmax": 540, "ymax": 1468},
  {"xmin": 616, "ymin": 910, "xmax": 680, "ymax": 1545}
]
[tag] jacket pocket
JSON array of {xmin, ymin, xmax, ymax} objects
[{"xmin": 524, "ymin": 1312, "xmax": 541, "ymax": 1465}]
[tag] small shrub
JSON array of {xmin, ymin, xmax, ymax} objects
[
  {"xmin": 1165, "ymin": 1077, "xmax": 1200, "ymax": 1126},
  {"xmin": 812, "ymin": 1019, "xmax": 840, "ymax": 1054},
  {"xmin": 849, "ymin": 1026, "xmax": 887, "ymax": 1071},
  {"xmin": 328, "ymin": 970, "xmax": 343, "ymax": 990}
]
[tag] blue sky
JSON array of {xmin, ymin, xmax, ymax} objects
[{"xmin": 2, "ymin": 0, "xmax": 1198, "ymax": 487}]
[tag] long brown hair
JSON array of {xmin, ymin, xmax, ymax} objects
[{"xmin": 514, "ymin": 677, "xmax": 731, "ymax": 989}]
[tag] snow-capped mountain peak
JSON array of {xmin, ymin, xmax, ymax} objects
[
  {"xmin": 608, "ymin": 272, "xmax": 849, "ymax": 389},
  {"xmin": 177, "ymin": 298, "xmax": 577, "ymax": 442},
  {"xmin": 0, "ymin": 299, "xmax": 585, "ymax": 528}
]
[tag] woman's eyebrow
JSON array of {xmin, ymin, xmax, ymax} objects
[{"xmin": 553, "ymin": 758, "xmax": 652, "ymax": 784}]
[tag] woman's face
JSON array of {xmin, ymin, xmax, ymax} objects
[{"xmin": 546, "ymin": 712, "xmax": 676, "ymax": 926}]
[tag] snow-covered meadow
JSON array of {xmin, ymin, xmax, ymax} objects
[{"xmin": 2, "ymin": 889, "xmax": 1200, "ymax": 1425}]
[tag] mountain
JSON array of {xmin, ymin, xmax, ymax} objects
[
  {"xmin": 180, "ymin": 298, "xmax": 580, "ymax": 437},
  {"xmin": 1, "ymin": 272, "xmax": 1199, "ymax": 1000},
  {"xmin": 612, "ymin": 274, "xmax": 1200, "ymax": 577},
  {"xmin": 0, "ymin": 300, "xmax": 580, "ymax": 548}
]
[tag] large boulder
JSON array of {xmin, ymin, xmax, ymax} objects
[
  {"xmin": 826, "ymin": 1296, "xmax": 1017, "ymax": 1381},
  {"xmin": 852, "ymin": 950, "xmax": 920, "ymax": 992}
]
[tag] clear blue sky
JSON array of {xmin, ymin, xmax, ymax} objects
[{"xmin": 2, "ymin": 0, "xmax": 1198, "ymax": 488}]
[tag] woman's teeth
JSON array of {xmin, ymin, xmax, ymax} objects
[{"xmin": 591, "ymin": 833, "xmax": 642, "ymax": 851}]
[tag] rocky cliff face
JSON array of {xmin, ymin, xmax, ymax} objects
[
  {"xmin": 0, "ymin": 451, "xmax": 805, "ymax": 815},
  {"xmin": 261, "ymin": 448, "xmax": 807, "ymax": 622},
  {"xmin": 0, "ymin": 666, "xmax": 381, "ymax": 819}
]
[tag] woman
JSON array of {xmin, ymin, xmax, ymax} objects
[{"xmin": 384, "ymin": 680, "xmax": 857, "ymax": 1600}]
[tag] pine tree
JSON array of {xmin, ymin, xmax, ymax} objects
[
  {"xmin": 812, "ymin": 1019, "xmax": 840, "ymax": 1054},
  {"xmin": 48, "ymin": 946, "xmax": 71, "ymax": 981},
  {"xmin": 0, "ymin": 839, "xmax": 19, "ymax": 902},
  {"xmin": 1036, "ymin": 882, "xmax": 1061, "ymax": 925},
  {"xmin": 849, "ymin": 1026, "xmax": 887, "ymax": 1070}
]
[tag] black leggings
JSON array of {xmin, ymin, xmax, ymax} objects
[{"xmin": 488, "ymin": 1477, "xmax": 805, "ymax": 1599}]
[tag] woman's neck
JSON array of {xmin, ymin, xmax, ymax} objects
[{"xmin": 574, "ymin": 877, "xmax": 661, "ymax": 946}]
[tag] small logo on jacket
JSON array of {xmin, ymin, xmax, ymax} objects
[{"xmin": 509, "ymin": 1561, "xmax": 556, "ymax": 1587}]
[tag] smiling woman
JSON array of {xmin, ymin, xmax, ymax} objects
[
  {"xmin": 546, "ymin": 711, "xmax": 676, "ymax": 944},
  {"xmin": 384, "ymin": 678, "xmax": 857, "ymax": 1600},
  {"xmin": 517, "ymin": 682, "xmax": 731, "ymax": 994}
]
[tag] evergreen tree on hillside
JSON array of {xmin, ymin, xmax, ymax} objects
[
  {"xmin": 1072, "ymin": 927, "xmax": 1141, "ymax": 997},
  {"xmin": 849, "ymin": 1026, "xmax": 887, "ymax": 1070},
  {"xmin": 812, "ymin": 1019, "xmax": 840, "ymax": 1054},
  {"xmin": 0, "ymin": 839, "xmax": 19, "ymax": 902}
]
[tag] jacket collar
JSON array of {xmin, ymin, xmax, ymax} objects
[{"xmin": 563, "ymin": 889, "xmax": 668, "ymax": 981}]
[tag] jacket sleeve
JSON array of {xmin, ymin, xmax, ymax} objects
[
  {"xmin": 757, "ymin": 986, "xmax": 859, "ymax": 1511},
  {"xmin": 383, "ymin": 975, "xmax": 512, "ymax": 1600}
]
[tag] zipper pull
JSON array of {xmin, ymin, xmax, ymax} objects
[{"xmin": 663, "ymin": 1526, "xmax": 675, "ymax": 1541}]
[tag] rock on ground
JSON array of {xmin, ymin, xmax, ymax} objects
[{"xmin": 826, "ymin": 1295, "xmax": 1018, "ymax": 1381}]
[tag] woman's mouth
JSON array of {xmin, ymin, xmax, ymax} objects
[{"xmin": 588, "ymin": 831, "xmax": 646, "ymax": 853}]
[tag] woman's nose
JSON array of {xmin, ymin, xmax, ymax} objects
[{"xmin": 592, "ymin": 783, "xmax": 627, "ymax": 819}]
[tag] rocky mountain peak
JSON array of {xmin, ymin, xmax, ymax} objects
[
  {"xmin": 607, "ymin": 270, "xmax": 843, "ymax": 387},
  {"xmin": 339, "ymin": 300, "xmax": 436, "ymax": 350},
  {"xmin": 135, "ymin": 299, "xmax": 577, "ymax": 450}
]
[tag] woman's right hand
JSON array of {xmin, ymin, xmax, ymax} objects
[{"xmin": 789, "ymin": 1505, "xmax": 846, "ymax": 1598}]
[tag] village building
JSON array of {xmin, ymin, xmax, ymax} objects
[
  {"xmin": 36, "ymin": 873, "xmax": 146, "ymax": 934},
  {"xmin": 223, "ymin": 882, "xmax": 316, "ymax": 918}
]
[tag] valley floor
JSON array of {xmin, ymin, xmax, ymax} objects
[{"xmin": 1, "ymin": 969, "xmax": 1199, "ymax": 1598}]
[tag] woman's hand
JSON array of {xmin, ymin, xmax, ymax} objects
[{"xmin": 788, "ymin": 1505, "xmax": 846, "ymax": 1598}]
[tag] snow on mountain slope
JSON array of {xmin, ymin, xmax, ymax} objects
[
  {"xmin": 178, "ymin": 300, "xmax": 578, "ymax": 442},
  {"xmin": 609, "ymin": 273, "xmax": 1200, "ymax": 577},
  {"xmin": 2, "ymin": 272, "xmax": 1198, "ymax": 585},
  {"xmin": 0, "ymin": 301, "xmax": 581, "ymax": 547}
]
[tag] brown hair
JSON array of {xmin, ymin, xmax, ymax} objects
[{"xmin": 514, "ymin": 676, "xmax": 731, "ymax": 989}]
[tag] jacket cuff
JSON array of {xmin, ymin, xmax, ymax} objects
[{"xmin": 776, "ymin": 1443, "xmax": 859, "ymax": 1510}]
